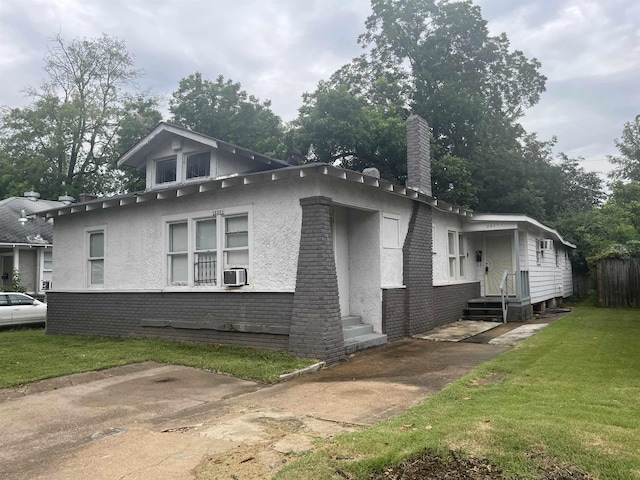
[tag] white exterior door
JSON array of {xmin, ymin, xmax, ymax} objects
[{"xmin": 484, "ymin": 234, "xmax": 514, "ymax": 296}]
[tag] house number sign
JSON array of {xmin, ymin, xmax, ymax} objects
[{"xmin": 212, "ymin": 209, "xmax": 225, "ymax": 216}]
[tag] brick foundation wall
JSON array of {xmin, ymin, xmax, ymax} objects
[
  {"xmin": 46, "ymin": 291, "xmax": 293, "ymax": 350},
  {"xmin": 433, "ymin": 282, "xmax": 480, "ymax": 326},
  {"xmin": 403, "ymin": 202, "xmax": 434, "ymax": 335},
  {"xmin": 382, "ymin": 288, "xmax": 407, "ymax": 342},
  {"xmin": 288, "ymin": 196, "xmax": 345, "ymax": 364}
]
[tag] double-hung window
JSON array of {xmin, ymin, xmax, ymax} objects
[
  {"xmin": 41, "ymin": 250, "xmax": 53, "ymax": 290},
  {"xmin": 448, "ymin": 231, "xmax": 457, "ymax": 278},
  {"xmin": 535, "ymin": 239, "xmax": 543, "ymax": 266},
  {"xmin": 458, "ymin": 234, "xmax": 465, "ymax": 277},
  {"xmin": 165, "ymin": 208, "xmax": 250, "ymax": 288},
  {"xmin": 168, "ymin": 222, "xmax": 188, "ymax": 285},
  {"xmin": 447, "ymin": 230, "xmax": 465, "ymax": 280},
  {"xmin": 88, "ymin": 230, "xmax": 105, "ymax": 286},
  {"xmin": 224, "ymin": 215, "xmax": 249, "ymax": 268}
]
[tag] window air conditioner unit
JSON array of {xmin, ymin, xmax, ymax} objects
[
  {"xmin": 223, "ymin": 268, "xmax": 247, "ymax": 287},
  {"xmin": 41, "ymin": 280, "xmax": 51, "ymax": 290}
]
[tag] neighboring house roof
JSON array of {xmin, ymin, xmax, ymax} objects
[
  {"xmin": 40, "ymin": 163, "xmax": 476, "ymax": 220},
  {"xmin": 0, "ymin": 196, "xmax": 63, "ymax": 245},
  {"xmin": 117, "ymin": 122, "xmax": 290, "ymax": 170},
  {"xmin": 466, "ymin": 213, "xmax": 576, "ymax": 248}
]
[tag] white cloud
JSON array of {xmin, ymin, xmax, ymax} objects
[{"xmin": 0, "ymin": 0, "xmax": 637, "ymax": 181}]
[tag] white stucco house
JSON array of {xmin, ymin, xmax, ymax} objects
[{"xmin": 42, "ymin": 116, "xmax": 574, "ymax": 362}]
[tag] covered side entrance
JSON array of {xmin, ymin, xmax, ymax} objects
[
  {"xmin": 332, "ymin": 204, "xmax": 387, "ymax": 353},
  {"xmin": 463, "ymin": 223, "xmax": 532, "ymax": 323}
]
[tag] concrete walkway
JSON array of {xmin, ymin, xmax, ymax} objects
[
  {"xmin": 0, "ymin": 339, "xmax": 510, "ymax": 480},
  {"xmin": 0, "ymin": 311, "xmax": 569, "ymax": 479}
]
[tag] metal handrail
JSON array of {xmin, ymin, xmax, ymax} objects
[{"xmin": 498, "ymin": 270, "xmax": 510, "ymax": 324}]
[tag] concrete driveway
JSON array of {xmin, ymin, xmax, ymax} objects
[{"xmin": 0, "ymin": 336, "xmax": 514, "ymax": 479}]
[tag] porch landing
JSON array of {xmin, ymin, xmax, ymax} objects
[{"xmin": 413, "ymin": 320, "xmax": 499, "ymax": 342}]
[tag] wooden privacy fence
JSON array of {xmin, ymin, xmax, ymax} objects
[
  {"xmin": 596, "ymin": 258, "xmax": 640, "ymax": 308},
  {"xmin": 572, "ymin": 273, "xmax": 592, "ymax": 298}
]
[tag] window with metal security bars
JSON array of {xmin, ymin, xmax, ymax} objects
[
  {"xmin": 164, "ymin": 208, "xmax": 250, "ymax": 288},
  {"xmin": 194, "ymin": 218, "xmax": 216, "ymax": 285}
]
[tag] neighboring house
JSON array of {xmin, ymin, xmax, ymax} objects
[
  {"xmin": 0, "ymin": 193, "xmax": 69, "ymax": 296},
  {"xmin": 42, "ymin": 117, "xmax": 574, "ymax": 363}
]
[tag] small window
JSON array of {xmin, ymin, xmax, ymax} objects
[
  {"xmin": 448, "ymin": 231, "xmax": 456, "ymax": 278},
  {"xmin": 224, "ymin": 215, "xmax": 249, "ymax": 267},
  {"xmin": 535, "ymin": 239, "xmax": 543, "ymax": 266},
  {"xmin": 156, "ymin": 157, "xmax": 177, "ymax": 184},
  {"xmin": 186, "ymin": 152, "xmax": 211, "ymax": 179},
  {"xmin": 42, "ymin": 250, "xmax": 53, "ymax": 288},
  {"xmin": 88, "ymin": 231, "xmax": 104, "ymax": 285},
  {"xmin": 458, "ymin": 234, "xmax": 465, "ymax": 277},
  {"xmin": 168, "ymin": 222, "xmax": 188, "ymax": 285}
]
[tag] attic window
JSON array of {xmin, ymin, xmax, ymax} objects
[
  {"xmin": 186, "ymin": 152, "xmax": 211, "ymax": 179},
  {"xmin": 156, "ymin": 157, "xmax": 177, "ymax": 184}
]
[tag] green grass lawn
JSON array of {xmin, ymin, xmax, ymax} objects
[
  {"xmin": 275, "ymin": 304, "xmax": 640, "ymax": 479},
  {"xmin": 0, "ymin": 329, "xmax": 316, "ymax": 386}
]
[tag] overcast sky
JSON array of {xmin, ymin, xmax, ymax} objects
[{"xmin": 1, "ymin": 0, "xmax": 638, "ymax": 180}]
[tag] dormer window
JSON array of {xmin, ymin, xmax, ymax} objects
[
  {"xmin": 186, "ymin": 152, "xmax": 211, "ymax": 179},
  {"xmin": 156, "ymin": 157, "xmax": 177, "ymax": 184}
]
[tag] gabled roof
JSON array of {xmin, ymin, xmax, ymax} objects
[
  {"xmin": 0, "ymin": 196, "xmax": 63, "ymax": 245},
  {"xmin": 117, "ymin": 122, "xmax": 290, "ymax": 170}
]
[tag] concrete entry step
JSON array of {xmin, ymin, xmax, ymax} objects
[
  {"xmin": 463, "ymin": 297, "xmax": 504, "ymax": 321},
  {"xmin": 342, "ymin": 315, "xmax": 387, "ymax": 354},
  {"xmin": 341, "ymin": 315, "xmax": 363, "ymax": 327},
  {"xmin": 344, "ymin": 332, "xmax": 388, "ymax": 355}
]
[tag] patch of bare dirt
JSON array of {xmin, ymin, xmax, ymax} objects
[
  {"xmin": 367, "ymin": 450, "xmax": 595, "ymax": 480},
  {"xmin": 195, "ymin": 414, "xmax": 361, "ymax": 480}
]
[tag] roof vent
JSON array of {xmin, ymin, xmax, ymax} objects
[
  {"xmin": 363, "ymin": 167, "xmax": 380, "ymax": 178},
  {"xmin": 24, "ymin": 191, "xmax": 40, "ymax": 201},
  {"xmin": 286, "ymin": 148, "xmax": 304, "ymax": 166},
  {"xmin": 58, "ymin": 195, "xmax": 75, "ymax": 205}
]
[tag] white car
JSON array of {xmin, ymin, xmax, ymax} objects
[{"xmin": 0, "ymin": 293, "xmax": 47, "ymax": 327}]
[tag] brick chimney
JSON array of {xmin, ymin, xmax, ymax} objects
[{"xmin": 406, "ymin": 114, "xmax": 432, "ymax": 196}]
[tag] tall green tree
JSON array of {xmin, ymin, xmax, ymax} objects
[
  {"xmin": 0, "ymin": 34, "xmax": 159, "ymax": 198},
  {"xmin": 353, "ymin": 0, "xmax": 545, "ymax": 160},
  {"xmin": 293, "ymin": 0, "xmax": 547, "ymax": 214},
  {"xmin": 608, "ymin": 114, "xmax": 640, "ymax": 181},
  {"xmin": 169, "ymin": 73, "xmax": 285, "ymax": 158},
  {"xmin": 291, "ymin": 81, "xmax": 407, "ymax": 181}
]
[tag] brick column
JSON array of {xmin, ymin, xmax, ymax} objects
[
  {"xmin": 288, "ymin": 196, "xmax": 345, "ymax": 363},
  {"xmin": 403, "ymin": 202, "xmax": 434, "ymax": 334}
]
